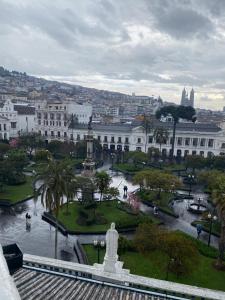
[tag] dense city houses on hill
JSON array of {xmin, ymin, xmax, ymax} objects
[{"xmin": 1, "ymin": 66, "xmax": 225, "ymax": 157}]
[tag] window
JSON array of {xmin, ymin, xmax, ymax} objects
[
  {"xmin": 98, "ymin": 136, "xmax": 101, "ymax": 141},
  {"xmin": 55, "ymin": 106, "xmax": 58, "ymax": 110},
  {"xmin": 77, "ymin": 134, "xmax": 80, "ymax": 140},
  {"xmin": 200, "ymin": 151, "xmax": 204, "ymax": 156},
  {"xmin": 50, "ymin": 113, "xmax": 54, "ymax": 120},
  {"xmin": 64, "ymin": 122, "xmax": 67, "ymax": 127},
  {"xmin": 64, "ymin": 114, "xmax": 67, "ymax": 120},
  {"xmin": 57, "ymin": 131, "xmax": 60, "ymax": 138},
  {"xmin": 44, "ymin": 113, "xmax": 48, "ymax": 120},
  {"xmin": 104, "ymin": 136, "xmax": 108, "ymax": 142},
  {"xmin": 170, "ymin": 137, "xmax": 173, "ymax": 145},
  {"xmin": 137, "ymin": 137, "xmax": 141, "ymax": 143},
  {"xmin": 208, "ymin": 139, "xmax": 214, "ymax": 147},
  {"xmin": 11, "ymin": 122, "xmax": 16, "ymax": 129},
  {"xmin": 200, "ymin": 138, "xmax": 206, "ymax": 147},
  {"xmin": 3, "ymin": 124, "xmax": 6, "ymax": 131},
  {"xmin": 125, "ymin": 137, "xmax": 129, "ymax": 143},
  {"xmin": 185, "ymin": 138, "xmax": 190, "ymax": 146},
  {"xmin": 177, "ymin": 137, "xmax": 182, "ymax": 146},
  {"xmin": 148, "ymin": 136, "xmax": 153, "ymax": 143},
  {"xmin": 38, "ymin": 120, "xmax": 41, "ymax": 125},
  {"xmin": 118, "ymin": 137, "xmax": 122, "ymax": 143},
  {"xmin": 57, "ymin": 113, "xmax": 61, "ymax": 120},
  {"xmin": 64, "ymin": 132, "xmax": 67, "ymax": 137},
  {"xmin": 136, "ymin": 147, "xmax": 142, "ymax": 151},
  {"xmin": 193, "ymin": 138, "xmax": 198, "ymax": 147},
  {"xmin": 70, "ymin": 134, "xmax": 73, "ymax": 140},
  {"xmin": 51, "ymin": 131, "xmax": 54, "ymax": 137},
  {"xmin": 111, "ymin": 136, "xmax": 115, "ymax": 143},
  {"xmin": 46, "ymin": 121, "xmax": 48, "ymax": 126},
  {"xmin": 37, "ymin": 113, "xmax": 41, "ymax": 119},
  {"xmin": 45, "ymin": 131, "xmax": 47, "ymax": 136}
]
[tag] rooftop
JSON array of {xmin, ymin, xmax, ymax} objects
[
  {"xmin": 69, "ymin": 120, "xmax": 222, "ymax": 133},
  {"xmin": 14, "ymin": 105, "xmax": 35, "ymax": 115}
]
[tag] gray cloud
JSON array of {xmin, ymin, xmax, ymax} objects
[{"xmin": 0, "ymin": 0, "xmax": 225, "ymax": 109}]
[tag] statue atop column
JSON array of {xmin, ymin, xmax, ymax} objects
[{"xmin": 88, "ymin": 115, "xmax": 92, "ymax": 131}]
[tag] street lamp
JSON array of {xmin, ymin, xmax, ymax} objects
[
  {"xmin": 207, "ymin": 213, "xmax": 217, "ymax": 247},
  {"xmin": 93, "ymin": 239, "xmax": 105, "ymax": 263},
  {"xmin": 188, "ymin": 174, "xmax": 195, "ymax": 196}
]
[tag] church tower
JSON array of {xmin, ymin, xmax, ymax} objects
[
  {"xmin": 181, "ymin": 88, "xmax": 186, "ymax": 106},
  {"xmin": 190, "ymin": 88, "xmax": 194, "ymax": 107}
]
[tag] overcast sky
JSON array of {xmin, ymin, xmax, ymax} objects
[{"xmin": 1, "ymin": 0, "xmax": 225, "ymax": 110}]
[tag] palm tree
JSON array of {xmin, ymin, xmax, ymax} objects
[
  {"xmin": 37, "ymin": 160, "xmax": 68, "ymax": 259},
  {"xmin": 156, "ymin": 105, "xmax": 196, "ymax": 158},
  {"xmin": 94, "ymin": 171, "xmax": 112, "ymax": 202},
  {"xmin": 62, "ymin": 164, "xmax": 78, "ymax": 215},
  {"xmin": 153, "ymin": 127, "xmax": 169, "ymax": 155},
  {"xmin": 142, "ymin": 114, "xmax": 153, "ymax": 153}
]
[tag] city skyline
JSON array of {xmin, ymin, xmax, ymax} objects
[{"xmin": 1, "ymin": 0, "xmax": 225, "ymax": 109}]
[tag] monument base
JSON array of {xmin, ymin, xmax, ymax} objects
[{"xmin": 94, "ymin": 261, "xmax": 130, "ymax": 276}]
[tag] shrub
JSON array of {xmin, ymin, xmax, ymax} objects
[{"xmin": 134, "ymin": 223, "xmax": 166, "ymax": 253}]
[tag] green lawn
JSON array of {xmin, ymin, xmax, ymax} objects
[
  {"xmin": 58, "ymin": 200, "xmax": 157, "ymax": 233},
  {"xmin": 137, "ymin": 190, "xmax": 176, "ymax": 216},
  {"xmin": 83, "ymin": 245, "xmax": 225, "ymax": 292},
  {"xmin": 0, "ymin": 176, "xmax": 34, "ymax": 203}
]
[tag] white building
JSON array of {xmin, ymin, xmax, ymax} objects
[
  {"xmin": 39, "ymin": 117, "xmax": 225, "ymax": 158},
  {"xmin": 35, "ymin": 100, "xmax": 92, "ymax": 141},
  {"xmin": 0, "ymin": 99, "xmax": 35, "ymax": 139}
]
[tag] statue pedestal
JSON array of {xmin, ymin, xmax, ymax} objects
[{"xmin": 94, "ymin": 261, "xmax": 130, "ymax": 275}]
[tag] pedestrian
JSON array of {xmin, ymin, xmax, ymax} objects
[
  {"xmin": 153, "ymin": 206, "xmax": 158, "ymax": 215},
  {"xmin": 123, "ymin": 185, "xmax": 128, "ymax": 197},
  {"xmin": 196, "ymin": 223, "xmax": 202, "ymax": 239}
]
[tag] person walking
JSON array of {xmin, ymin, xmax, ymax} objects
[{"xmin": 196, "ymin": 223, "xmax": 202, "ymax": 239}]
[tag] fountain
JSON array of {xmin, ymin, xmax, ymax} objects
[{"xmin": 188, "ymin": 197, "xmax": 207, "ymax": 214}]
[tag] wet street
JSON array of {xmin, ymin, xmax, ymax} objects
[
  {"xmin": 0, "ymin": 164, "xmax": 219, "ymax": 264},
  {"xmin": 0, "ymin": 197, "xmax": 78, "ymax": 262}
]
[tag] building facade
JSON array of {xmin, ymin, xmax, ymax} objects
[
  {"xmin": 35, "ymin": 100, "xmax": 92, "ymax": 141},
  {"xmin": 39, "ymin": 117, "xmax": 225, "ymax": 158},
  {"xmin": 0, "ymin": 98, "xmax": 35, "ymax": 139}
]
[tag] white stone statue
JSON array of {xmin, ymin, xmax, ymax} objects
[{"xmin": 103, "ymin": 222, "xmax": 119, "ymax": 273}]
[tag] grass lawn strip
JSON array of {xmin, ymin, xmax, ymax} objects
[
  {"xmin": 0, "ymin": 176, "xmax": 34, "ymax": 203},
  {"xmin": 58, "ymin": 200, "xmax": 158, "ymax": 233}
]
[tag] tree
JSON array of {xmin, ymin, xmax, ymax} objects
[
  {"xmin": 200, "ymin": 170, "xmax": 225, "ymax": 268},
  {"xmin": 133, "ymin": 169, "xmax": 181, "ymax": 199},
  {"xmin": 163, "ymin": 232, "xmax": 199, "ymax": 277},
  {"xmin": 6, "ymin": 149, "xmax": 28, "ymax": 172},
  {"xmin": 156, "ymin": 105, "xmax": 196, "ymax": 158},
  {"xmin": 134, "ymin": 223, "xmax": 166, "ymax": 254},
  {"xmin": 62, "ymin": 163, "xmax": 78, "ymax": 215},
  {"xmin": 94, "ymin": 171, "xmax": 112, "ymax": 202},
  {"xmin": 142, "ymin": 115, "xmax": 154, "ymax": 153},
  {"xmin": 18, "ymin": 132, "xmax": 44, "ymax": 157},
  {"xmin": 153, "ymin": 127, "xmax": 169, "ymax": 154},
  {"xmin": 0, "ymin": 143, "xmax": 10, "ymax": 158},
  {"xmin": 37, "ymin": 160, "xmax": 70, "ymax": 258},
  {"xmin": 185, "ymin": 155, "xmax": 206, "ymax": 171}
]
